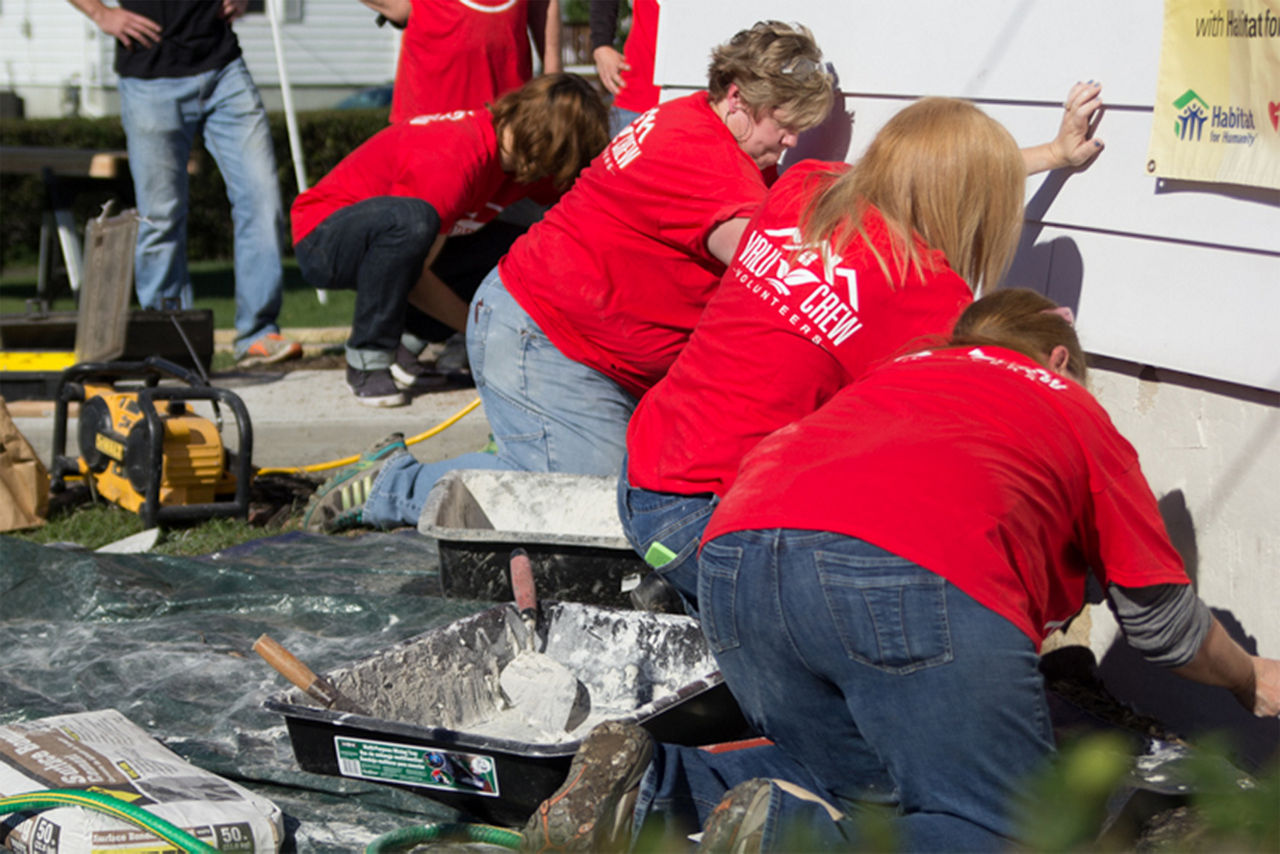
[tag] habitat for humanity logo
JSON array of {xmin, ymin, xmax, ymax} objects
[
  {"xmin": 1172, "ymin": 88, "xmax": 1260, "ymax": 146},
  {"xmin": 1173, "ymin": 89, "xmax": 1210, "ymax": 140}
]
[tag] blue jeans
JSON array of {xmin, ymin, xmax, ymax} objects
[
  {"xmin": 616, "ymin": 460, "xmax": 716, "ymax": 612},
  {"xmin": 660, "ymin": 530, "xmax": 1056, "ymax": 851},
  {"xmin": 362, "ymin": 268, "xmax": 639, "ymax": 528},
  {"xmin": 119, "ymin": 58, "xmax": 285, "ymax": 357},
  {"xmin": 609, "ymin": 105, "xmax": 644, "ymax": 138},
  {"xmin": 295, "ymin": 196, "xmax": 438, "ymax": 370}
]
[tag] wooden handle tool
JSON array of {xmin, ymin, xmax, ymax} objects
[{"xmin": 253, "ymin": 634, "xmax": 367, "ymax": 715}]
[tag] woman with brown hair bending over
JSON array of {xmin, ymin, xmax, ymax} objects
[
  {"xmin": 523, "ymin": 290, "xmax": 1280, "ymax": 852},
  {"xmin": 303, "ymin": 21, "xmax": 835, "ymax": 533},
  {"xmin": 292, "ymin": 73, "xmax": 608, "ymax": 407}
]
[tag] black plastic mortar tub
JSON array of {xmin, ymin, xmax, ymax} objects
[
  {"xmin": 264, "ymin": 601, "xmax": 751, "ymax": 826},
  {"xmin": 418, "ymin": 470, "xmax": 649, "ymax": 608}
]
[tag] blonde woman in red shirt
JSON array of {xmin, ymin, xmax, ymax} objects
[{"xmin": 621, "ymin": 88, "xmax": 1104, "ymax": 612}]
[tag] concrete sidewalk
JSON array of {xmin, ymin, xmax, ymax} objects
[{"xmin": 11, "ymin": 331, "xmax": 493, "ymax": 472}]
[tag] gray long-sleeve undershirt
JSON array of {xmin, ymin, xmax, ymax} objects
[{"xmin": 1108, "ymin": 582, "xmax": 1211, "ymax": 668}]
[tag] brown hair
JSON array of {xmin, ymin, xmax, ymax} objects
[
  {"xmin": 489, "ymin": 73, "xmax": 610, "ymax": 190},
  {"xmin": 799, "ymin": 97, "xmax": 1026, "ymax": 294},
  {"xmin": 707, "ymin": 21, "xmax": 833, "ymax": 132},
  {"xmin": 949, "ymin": 288, "xmax": 1087, "ymax": 381}
]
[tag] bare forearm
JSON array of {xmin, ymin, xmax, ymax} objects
[
  {"xmin": 407, "ymin": 266, "xmax": 468, "ymax": 334},
  {"xmin": 1172, "ymin": 617, "xmax": 1280, "ymax": 717},
  {"xmin": 69, "ymin": 0, "xmax": 162, "ymax": 48},
  {"xmin": 67, "ymin": 0, "xmax": 111, "ymax": 25},
  {"xmin": 529, "ymin": 0, "xmax": 561, "ymax": 73}
]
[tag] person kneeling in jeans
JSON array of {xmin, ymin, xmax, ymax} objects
[
  {"xmin": 291, "ymin": 74, "xmax": 608, "ymax": 406},
  {"xmin": 520, "ymin": 291, "xmax": 1280, "ymax": 853}
]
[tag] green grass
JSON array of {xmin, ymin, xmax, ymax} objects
[
  {"xmin": 0, "ymin": 259, "xmax": 356, "ymax": 331},
  {"xmin": 10, "ymin": 499, "xmax": 295, "ymax": 556}
]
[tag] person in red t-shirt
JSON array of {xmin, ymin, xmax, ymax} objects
[
  {"xmin": 361, "ymin": 0, "xmax": 561, "ymax": 122},
  {"xmin": 621, "ymin": 89, "xmax": 1106, "ymax": 613},
  {"xmin": 291, "ymin": 74, "xmax": 607, "ymax": 410},
  {"xmin": 300, "ymin": 22, "xmax": 834, "ymax": 533},
  {"xmin": 590, "ymin": 0, "xmax": 661, "ymax": 136},
  {"xmin": 519, "ymin": 290, "xmax": 1280, "ymax": 853}
]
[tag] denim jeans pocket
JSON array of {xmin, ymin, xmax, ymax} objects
[
  {"xmin": 815, "ymin": 551, "xmax": 953, "ymax": 674},
  {"xmin": 466, "ymin": 289, "xmax": 493, "ymax": 390},
  {"xmin": 698, "ymin": 539, "xmax": 743, "ymax": 654}
]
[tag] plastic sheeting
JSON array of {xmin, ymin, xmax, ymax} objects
[{"xmin": 0, "ymin": 531, "xmax": 501, "ymax": 852}]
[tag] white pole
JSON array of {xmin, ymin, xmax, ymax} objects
[{"xmin": 265, "ymin": 0, "xmax": 328, "ymax": 303}]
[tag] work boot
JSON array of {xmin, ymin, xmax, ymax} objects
[
  {"xmin": 389, "ymin": 344, "xmax": 447, "ymax": 391},
  {"xmin": 346, "ymin": 365, "xmax": 407, "ymax": 407},
  {"xmin": 521, "ymin": 721, "xmax": 654, "ymax": 852},
  {"xmin": 237, "ymin": 332, "xmax": 302, "ymax": 368},
  {"xmin": 302, "ymin": 433, "xmax": 408, "ymax": 533},
  {"xmin": 698, "ymin": 778, "xmax": 774, "ymax": 853}
]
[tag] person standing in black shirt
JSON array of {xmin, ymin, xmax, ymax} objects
[{"xmin": 67, "ymin": 0, "xmax": 301, "ymax": 367}]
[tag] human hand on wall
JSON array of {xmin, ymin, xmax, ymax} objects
[
  {"xmin": 1050, "ymin": 80, "xmax": 1105, "ymax": 168},
  {"xmin": 593, "ymin": 45, "xmax": 630, "ymax": 95}
]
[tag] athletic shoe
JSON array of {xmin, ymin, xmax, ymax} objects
[
  {"xmin": 347, "ymin": 365, "xmax": 407, "ymax": 407},
  {"xmin": 389, "ymin": 344, "xmax": 446, "ymax": 390},
  {"xmin": 435, "ymin": 331, "xmax": 471, "ymax": 376},
  {"xmin": 237, "ymin": 332, "xmax": 302, "ymax": 367},
  {"xmin": 302, "ymin": 433, "xmax": 408, "ymax": 533},
  {"xmin": 521, "ymin": 721, "xmax": 654, "ymax": 853},
  {"xmin": 698, "ymin": 778, "xmax": 774, "ymax": 853}
]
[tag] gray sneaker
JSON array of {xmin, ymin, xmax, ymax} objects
[
  {"xmin": 302, "ymin": 433, "xmax": 408, "ymax": 532},
  {"xmin": 347, "ymin": 365, "xmax": 407, "ymax": 407},
  {"xmin": 698, "ymin": 778, "xmax": 774, "ymax": 853},
  {"xmin": 521, "ymin": 721, "xmax": 653, "ymax": 852}
]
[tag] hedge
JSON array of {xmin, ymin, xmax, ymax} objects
[{"xmin": 0, "ymin": 108, "xmax": 389, "ymax": 271}]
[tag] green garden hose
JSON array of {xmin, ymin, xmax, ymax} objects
[
  {"xmin": 0, "ymin": 789, "xmax": 219, "ymax": 853},
  {"xmin": 365, "ymin": 821, "xmax": 522, "ymax": 852}
]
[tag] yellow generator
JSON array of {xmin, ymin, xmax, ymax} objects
[{"xmin": 50, "ymin": 357, "xmax": 252, "ymax": 527}]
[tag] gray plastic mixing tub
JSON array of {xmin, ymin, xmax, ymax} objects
[
  {"xmin": 418, "ymin": 469, "xmax": 649, "ymax": 607},
  {"xmin": 265, "ymin": 600, "xmax": 751, "ymax": 825}
]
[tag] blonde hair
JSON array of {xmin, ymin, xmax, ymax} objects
[
  {"xmin": 707, "ymin": 21, "xmax": 833, "ymax": 132},
  {"xmin": 799, "ymin": 97, "xmax": 1026, "ymax": 293},
  {"xmin": 489, "ymin": 73, "xmax": 610, "ymax": 190},
  {"xmin": 950, "ymin": 288, "xmax": 1087, "ymax": 381}
]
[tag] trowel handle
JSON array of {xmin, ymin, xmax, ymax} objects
[
  {"xmin": 510, "ymin": 548, "xmax": 537, "ymax": 617},
  {"xmin": 253, "ymin": 634, "xmax": 365, "ymax": 714}
]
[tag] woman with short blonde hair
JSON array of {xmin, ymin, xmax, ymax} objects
[
  {"xmin": 621, "ymin": 87, "xmax": 1104, "ymax": 613},
  {"xmin": 306, "ymin": 22, "xmax": 837, "ymax": 533}
]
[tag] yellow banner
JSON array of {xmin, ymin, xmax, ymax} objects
[{"xmin": 1147, "ymin": 0, "xmax": 1280, "ymax": 189}]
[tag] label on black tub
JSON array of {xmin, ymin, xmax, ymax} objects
[{"xmin": 333, "ymin": 736, "xmax": 500, "ymax": 797}]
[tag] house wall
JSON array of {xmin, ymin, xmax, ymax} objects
[{"xmin": 656, "ymin": 0, "xmax": 1279, "ymax": 766}]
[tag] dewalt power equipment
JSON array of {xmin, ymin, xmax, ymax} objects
[{"xmin": 49, "ymin": 356, "xmax": 252, "ymax": 527}]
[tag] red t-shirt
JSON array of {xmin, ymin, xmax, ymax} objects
[
  {"xmin": 626, "ymin": 161, "xmax": 972, "ymax": 497},
  {"xmin": 704, "ymin": 346, "xmax": 1190, "ymax": 646},
  {"xmin": 290, "ymin": 110, "xmax": 547, "ymax": 245},
  {"xmin": 390, "ymin": 0, "xmax": 531, "ymax": 123},
  {"xmin": 614, "ymin": 0, "xmax": 660, "ymax": 114},
  {"xmin": 498, "ymin": 92, "xmax": 767, "ymax": 398}
]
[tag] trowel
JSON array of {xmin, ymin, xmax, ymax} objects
[{"xmin": 499, "ymin": 548, "xmax": 590, "ymax": 731}]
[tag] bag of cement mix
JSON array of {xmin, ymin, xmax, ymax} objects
[{"xmin": 0, "ymin": 709, "xmax": 282, "ymax": 853}]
